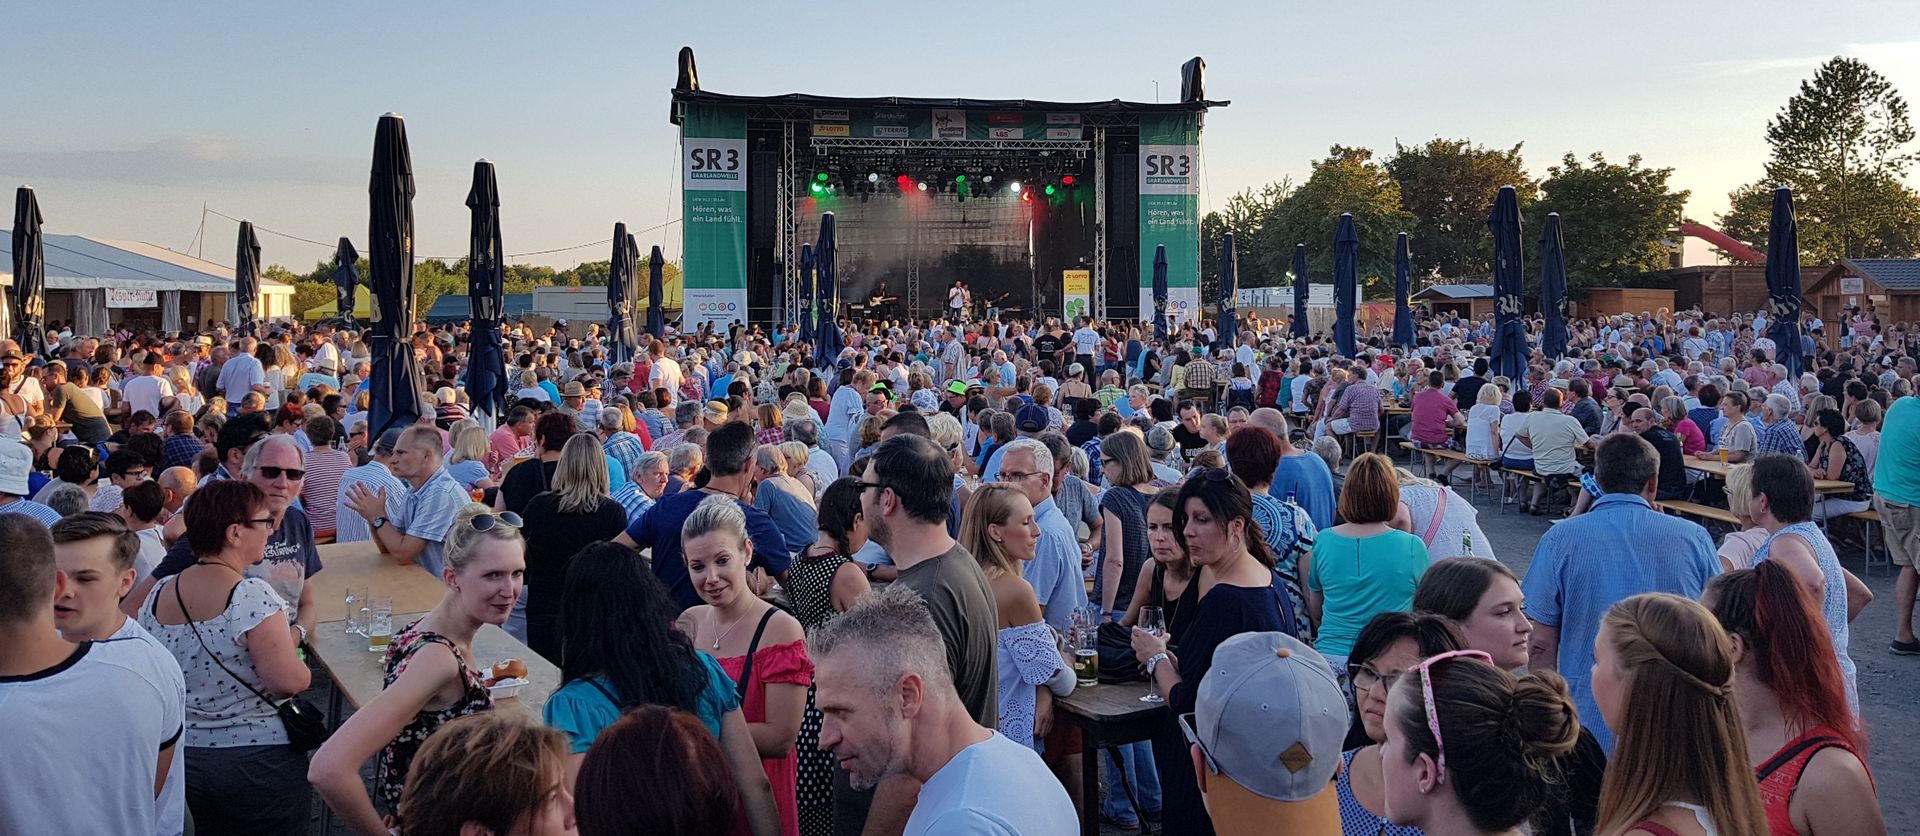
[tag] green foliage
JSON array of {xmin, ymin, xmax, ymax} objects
[
  {"xmin": 1719, "ymin": 56, "xmax": 1920, "ymax": 261},
  {"xmin": 272, "ymin": 253, "xmax": 682, "ymax": 320},
  {"xmin": 1258, "ymin": 146, "xmax": 1415, "ymax": 295},
  {"xmin": 1384, "ymin": 138, "xmax": 1536, "ymax": 281},
  {"xmin": 1533, "ymin": 152, "xmax": 1689, "ymax": 289},
  {"xmin": 1200, "ymin": 180, "xmax": 1292, "ymax": 301}
]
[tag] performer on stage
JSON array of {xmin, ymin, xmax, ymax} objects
[{"xmin": 949, "ymin": 282, "xmax": 968, "ymax": 322}]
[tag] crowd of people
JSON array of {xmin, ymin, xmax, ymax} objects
[{"xmin": 0, "ymin": 300, "xmax": 1902, "ymax": 836}]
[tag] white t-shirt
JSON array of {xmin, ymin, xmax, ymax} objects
[
  {"xmin": 122, "ymin": 374, "xmax": 175, "ymax": 418},
  {"xmin": 1499, "ymin": 411, "xmax": 1535, "ymax": 460},
  {"xmin": 0, "ymin": 630, "xmax": 185, "ymax": 836},
  {"xmin": 1465, "ymin": 403, "xmax": 1503, "ymax": 461},
  {"xmin": 903, "ymin": 732, "xmax": 1077, "ymax": 836},
  {"xmin": 1071, "ymin": 327, "xmax": 1100, "ymax": 356},
  {"xmin": 1525, "ymin": 411, "xmax": 1590, "ymax": 476},
  {"xmin": 8, "ymin": 374, "xmax": 45, "ymax": 410},
  {"xmin": 114, "ymin": 617, "xmax": 188, "ymax": 836}
]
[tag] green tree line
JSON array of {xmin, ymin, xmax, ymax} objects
[{"xmin": 271, "ymin": 256, "xmax": 682, "ymax": 319}]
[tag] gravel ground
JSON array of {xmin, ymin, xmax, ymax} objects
[{"xmin": 306, "ymin": 474, "xmax": 1916, "ymax": 835}]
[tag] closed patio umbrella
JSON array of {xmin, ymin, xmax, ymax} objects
[
  {"xmin": 1766, "ymin": 186, "xmax": 1804, "ymax": 379},
  {"xmin": 464, "ymin": 160, "xmax": 508, "ymax": 426},
  {"xmin": 11, "ymin": 187, "xmax": 45, "ymax": 358},
  {"xmin": 1486, "ymin": 185, "xmax": 1529, "ymax": 381},
  {"xmin": 367, "ymin": 113, "xmax": 427, "ymax": 440},
  {"xmin": 1333, "ymin": 214, "xmax": 1358, "ymax": 357}
]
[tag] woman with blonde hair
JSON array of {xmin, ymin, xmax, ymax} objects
[
  {"xmin": 1591, "ymin": 593, "xmax": 1767, "ymax": 836},
  {"xmin": 519, "ymin": 434, "xmax": 629, "ymax": 661},
  {"xmin": 958, "ymin": 483, "xmax": 1074, "ymax": 753},
  {"xmin": 168, "ymin": 364, "xmax": 204, "ymax": 416},
  {"xmin": 754, "ymin": 402, "xmax": 785, "ymax": 447},
  {"xmin": 310, "ymin": 503, "xmax": 528, "ymax": 835},
  {"xmin": 1390, "ymin": 467, "xmax": 1493, "ymax": 560},
  {"xmin": 446, "ymin": 424, "xmax": 493, "ymax": 492}
]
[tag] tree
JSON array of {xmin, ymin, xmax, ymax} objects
[
  {"xmin": 1200, "ymin": 180, "xmax": 1292, "ymax": 302},
  {"xmin": 1258, "ymin": 146, "xmax": 1414, "ymax": 295},
  {"xmin": 1533, "ymin": 152, "xmax": 1689, "ymax": 288},
  {"xmin": 1385, "ymin": 138, "xmax": 1535, "ymax": 280},
  {"xmin": 1718, "ymin": 56, "xmax": 1920, "ymax": 262}
]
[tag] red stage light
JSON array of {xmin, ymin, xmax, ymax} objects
[
  {"xmin": 896, "ymin": 175, "xmax": 912, "ymax": 188},
  {"xmin": 1021, "ymin": 190, "xmax": 1033, "ymax": 202},
  {"xmin": 1062, "ymin": 175, "xmax": 1075, "ymax": 186}
]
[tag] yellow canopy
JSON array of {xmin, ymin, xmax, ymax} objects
[{"xmin": 303, "ymin": 285, "xmax": 371, "ymax": 320}]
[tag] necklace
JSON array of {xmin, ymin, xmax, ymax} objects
[{"xmin": 706, "ymin": 606, "xmax": 751, "ymax": 650}]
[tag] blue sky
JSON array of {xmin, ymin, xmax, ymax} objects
[{"xmin": 5, "ymin": 1, "xmax": 1917, "ymax": 270}]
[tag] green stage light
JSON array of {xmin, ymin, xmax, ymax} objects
[
  {"xmin": 1044, "ymin": 184, "xmax": 1057, "ymax": 195},
  {"xmin": 954, "ymin": 174, "xmax": 966, "ymax": 183},
  {"xmin": 809, "ymin": 182, "xmax": 824, "ymax": 194},
  {"xmin": 815, "ymin": 172, "xmax": 830, "ymax": 183}
]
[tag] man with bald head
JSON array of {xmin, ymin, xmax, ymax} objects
[
  {"xmin": 1628, "ymin": 407, "xmax": 1689, "ymax": 501},
  {"xmin": 1249, "ymin": 407, "xmax": 1333, "ymax": 528}
]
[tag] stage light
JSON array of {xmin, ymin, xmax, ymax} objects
[
  {"xmin": 982, "ymin": 175, "xmax": 994, "ymax": 183},
  {"xmin": 954, "ymin": 174, "xmax": 966, "ymax": 183},
  {"xmin": 1062, "ymin": 175, "xmax": 1075, "ymax": 186},
  {"xmin": 1009, "ymin": 181, "xmax": 1022, "ymax": 192},
  {"xmin": 1021, "ymin": 190, "xmax": 1033, "ymax": 202},
  {"xmin": 1044, "ymin": 184, "xmax": 1057, "ymax": 195},
  {"xmin": 917, "ymin": 181, "xmax": 928, "ymax": 192},
  {"xmin": 809, "ymin": 182, "xmax": 824, "ymax": 194},
  {"xmin": 815, "ymin": 172, "xmax": 830, "ymax": 183},
  {"xmin": 867, "ymin": 172, "xmax": 879, "ymax": 183},
  {"xmin": 897, "ymin": 174, "xmax": 912, "ymax": 189}
]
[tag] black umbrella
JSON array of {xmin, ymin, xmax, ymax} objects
[
  {"xmin": 332, "ymin": 237, "xmax": 360, "ymax": 330},
  {"xmin": 464, "ymin": 160, "xmax": 508, "ymax": 425},
  {"xmin": 796, "ymin": 243, "xmax": 815, "ymax": 348},
  {"xmin": 1333, "ymin": 214, "xmax": 1359, "ymax": 357},
  {"xmin": 1766, "ymin": 187, "xmax": 1804, "ymax": 378},
  {"xmin": 10, "ymin": 187, "xmax": 45, "ymax": 358},
  {"xmin": 646, "ymin": 245, "xmax": 667, "ymax": 340},
  {"xmin": 606, "ymin": 223, "xmax": 639, "ymax": 365},
  {"xmin": 1290, "ymin": 243, "xmax": 1309, "ymax": 339},
  {"xmin": 367, "ymin": 113, "xmax": 426, "ymax": 440},
  {"xmin": 812, "ymin": 214, "xmax": 844, "ymax": 369},
  {"xmin": 1217, "ymin": 233, "xmax": 1239, "ymax": 351},
  {"xmin": 1392, "ymin": 232, "xmax": 1415, "ymax": 349},
  {"xmin": 1539, "ymin": 213, "xmax": 1570, "ymax": 359},
  {"xmin": 234, "ymin": 220, "xmax": 261, "ymax": 336},
  {"xmin": 1152, "ymin": 245, "xmax": 1170, "ymax": 342},
  {"xmin": 1486, "ymin": 185, "xmax": 1529, "ymax": 381}
]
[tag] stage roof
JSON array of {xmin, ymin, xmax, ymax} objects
[{"xmin": 671, "ymin": 90, "xmax": 1226, "ymax": 114}]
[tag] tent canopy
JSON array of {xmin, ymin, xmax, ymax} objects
[
  {"xmin": 0, "ymin": 234, "xmax": 292, "ymax": 294},
  {"xmin": 304, "ymin": 285, "xmax": 373, "ymax": 320}
]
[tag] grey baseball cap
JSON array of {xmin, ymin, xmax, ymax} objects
[{"xmin": 1182, "ymin": 631, "xmax": 1346, "ymax": 825}]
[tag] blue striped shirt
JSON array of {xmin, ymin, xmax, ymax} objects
[{"xmin": 0, "ymin": 498, "xmax": 62, "ymax": 526}]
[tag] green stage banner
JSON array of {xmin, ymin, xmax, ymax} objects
[
  {"xmin": 681, "ymin": 104, "xmax": 748, "ymax": 328},
  {"xmin": 1139, "ymin": 114, "xmax": 1200, "ymax": 325}
]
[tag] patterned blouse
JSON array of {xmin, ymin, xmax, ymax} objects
[
  {"xmin": 375, "ymin": 624, "xmax": 493, "ymax": 808},
  {"xmin": 995, "ymin": 621, "xmax": 1065, "ymax": 752}
]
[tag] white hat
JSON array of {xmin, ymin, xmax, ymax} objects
[{"xmin": 0, "ymin": 442, "xmax": 30, "ymax": 496}]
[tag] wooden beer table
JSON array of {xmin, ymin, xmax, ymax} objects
[
  {"xmin": 1055, "ymin": 680, "xmax": 1168, "ymax": 836},
  {"xmin": 306, "ymin": 541, "xmax": 448, "ymax": 622},
  {"xmin": 1686, "ymin": 458, "xmax": 1857, "ymax": 494},
  {"xmin": 308, "ymin": 616, "xmax": 560, "ymax": 720}
]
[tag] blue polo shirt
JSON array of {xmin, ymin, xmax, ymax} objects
[{"xmin": 624, "ymin": 489, "xmax": 791, "ymax": 612}]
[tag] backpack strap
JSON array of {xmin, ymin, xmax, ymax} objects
[{"xmin": 734, "ymin": 607, "xmax": 780, "ymax": 702}]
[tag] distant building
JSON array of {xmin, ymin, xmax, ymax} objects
[{"xmin": 0, "ymin": 234, "xmax": 292, "ymax": 333}]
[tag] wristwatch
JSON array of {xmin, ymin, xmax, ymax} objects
[
  {"xmin": 1145, "ymin": 651, "xmax": 1170, "ymax": 678},
  {"xmin": 372, "ymin": 516, "xmax": 389, "ymax": 530}
]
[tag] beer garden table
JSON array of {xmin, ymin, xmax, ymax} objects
[
  {"xmin": 306, "ymin": 540, "xmax": 448, "ymax": 622},
  {"xmin": 1055, "ymin": 680, "xmax": 1167, "ymax": 836},
  {"xmin": 1686, "ymin": 457, "xmax": 1858, "ymax": 494}
]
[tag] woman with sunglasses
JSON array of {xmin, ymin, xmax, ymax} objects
[
  {"xmin": 138, "ymin": 480, "xmax": 312, "ymax": 835},
  {"xmin": 1129, "ymin": 469, "xmax": 1294, "ymax": 836},
  {"xmin": 1706, "ymin": 561, "xmax": 1882, "ymax": 836},
  {"xmin": 1592, "ymin": 593, "xmax": 1767, "ymax": 836},
  {"xmin": 309, "ymin": 503, "xmax": 527, "ymax": 836},
  {"xmin": 1334, "ymin": 611, "xmax": 1464, "ymax": 835},
  {"xmin": 1379, "ymin": 651, "xmax": 1583, "ymax": 836}
]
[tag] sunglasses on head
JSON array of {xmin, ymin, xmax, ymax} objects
[{"xmin": 467, "ymin": 511, "xmax": 523, "ymax": 532}]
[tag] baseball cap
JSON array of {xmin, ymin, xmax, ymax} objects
[
  {"xmin": 374, "ymin": 427, "xmax": 407, "ymax": 455},
  {"xmin": 1181, "ymin": 631, "xmax": 1345, "ymax": 832},
  {"xmin": 1014, "ymin": 403, "xmax": 1049, "ymax": 433},
  {"xmin": 0, "ymin": 442, "xmax": 29, "ymax": 495}
]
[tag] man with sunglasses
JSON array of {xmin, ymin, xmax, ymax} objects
[
  {"xmin": 139, "ymin": 435, "xmax": 324, "ymax": 648},
  {"xmin": 345, "ymin": 425, "xmax": 469, "ymax": 578}
]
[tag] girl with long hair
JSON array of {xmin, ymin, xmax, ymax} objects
[
  {"xmin": 310, "ymin": 503, "xmax": 527, "ymax": 835},
  {"xmin": 1381, "ymin": 653, "xmax": 1584, "ymax": 836},
  {"xmin": 1591, "ymin": 593, "xmax": 1767, "ymax": 836},
  {"xmin": 520, "ymin": 434, "xmax": 628, "ymax": 662},
  {"xmin": 543, "ymin": 541, "xmax": 778, "ymax": 836},
  {"xmin": 576, "ymin": 706, "xmax": 739, "ymax": 836},
  {"xmin": 1130, "ymin": 470, "xmax": 1293, "ymax": 836},
  {"xmin": 1097, "ymin": 429, "xmax": 1160, "ymax": 617},
  {"xmin": 958, "ymin": 483, "xmax": 1074, "ymax": 754},
  {"xmin": 678, "ymin": 496, "xmax": 811, "ymax": 836},
  {"xmin": 1706, "ymin": 562, "xmax": 1882, "ymax": 836}
]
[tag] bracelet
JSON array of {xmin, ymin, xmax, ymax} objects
[
  {"xmin": 1145, "ymin": 651, "xmax": 1170, "ymax": 678},
  {"xmin": 293, "ymin": 623, "xmax": 309, "ymax": 645}
]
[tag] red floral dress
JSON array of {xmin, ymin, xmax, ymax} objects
[{"xmin": 718, "ymin": 639, "xmax": 815, "ymax": 836}]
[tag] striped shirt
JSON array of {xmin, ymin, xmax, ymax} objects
[
  {"xmin": 0, "ymin": 498, "xmax": 63, "ymax": 526},
  {"xmin": 333, "ymin": 461, "xmax": 406, "ymax": 543}
]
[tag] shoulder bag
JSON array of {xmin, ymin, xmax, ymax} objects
[{"xmin": 174, "ymin": 577, "xmax": 331, "ymax": 752}]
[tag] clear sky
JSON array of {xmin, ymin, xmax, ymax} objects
[{"xmin": 5, "ymin": 1, "xmax": 1917, "ymax": 271}]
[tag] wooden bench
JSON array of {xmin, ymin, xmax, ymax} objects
[
  {"xmin": 1846, "ymin": 509, "xmax": 1889, "ymax": 577},
  {"xmin": 1661, "ymin": 500, "xmax": 1742, "ymax": 527},
  {"xmin": 1399, "ymin": 442, "xmax": 1498, "ymax": 502}
]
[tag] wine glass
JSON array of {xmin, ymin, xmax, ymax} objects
[{"xmin": 1138, "ymin": 606, "xmax": 1166, "ymax": 703}]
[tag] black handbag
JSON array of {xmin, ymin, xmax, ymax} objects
[
  {"xmin": 1096, "ymin": 621, "xmax": 1147, "ymax": 684},
  {"xmin": 175, "ymin": 577, "xmax": 331, "ymax": 752}
]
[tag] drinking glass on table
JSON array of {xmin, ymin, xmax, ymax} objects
[
  {"xmin": 1138, "ymin": 606, "xmax": 1167, "ymax": 703},
  {"xmin": 344, "ymin": 587, "xmax": 368, "ymax": 636},
  {"xmin": 366, "ymin": 611, "xmax": 393, "ymax": 653}
]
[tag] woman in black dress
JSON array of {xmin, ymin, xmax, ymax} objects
[
  {"xmin": 784, "ymin": 477, "xmax": 871, "ymax": 836},
  {"xmin": 1129, "ymin": 469, "xmax": 1291, "ymax": 836},
  {"xmin": 519, "ymin": 433, "xmax": 629, "ymax": 662}
]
